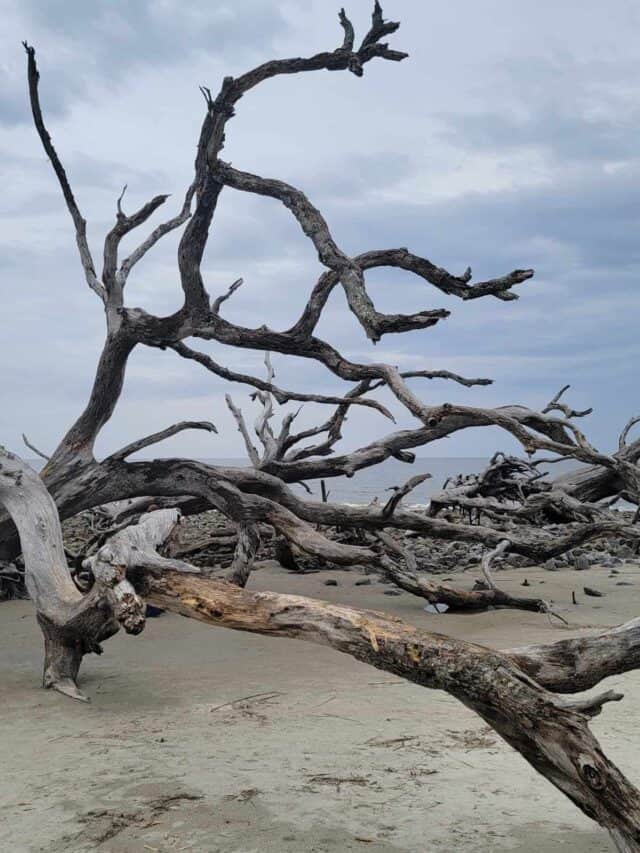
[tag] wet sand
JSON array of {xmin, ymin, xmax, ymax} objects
[{"xmin": 1, "ymin": 561, "xmax": 638, "ymax": 852}]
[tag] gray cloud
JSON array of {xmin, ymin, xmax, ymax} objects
[
  {"xmin": 439, "ymin": 107, "xmax": 640, "ymax": 164},
  {"xmin": 2, "ymin": 0, "xmax": 294, "ymax": 125}
]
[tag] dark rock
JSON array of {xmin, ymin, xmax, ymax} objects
[
  {"xmin": 355, "ymin": 578, "xmax": 372, "ymax": 586},
  {"xmin": 583, "ymin": 586, "xmax": 604, "ymax": 597},
  {"xmin": 324, "ymin": 579, "xmax": 338, "ymax": 587}
]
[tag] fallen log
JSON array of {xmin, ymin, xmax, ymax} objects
[{"xmin": 148, "ymin": 570, "xmax": 640, "ymax": 851}]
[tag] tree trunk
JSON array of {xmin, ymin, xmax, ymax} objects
[{"xmin": 0, "ymin": 449, "xmax": 145, "ymax": 700}]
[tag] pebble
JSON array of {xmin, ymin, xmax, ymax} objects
[{"xmin": 583, "ymin": 586, "xmax": 604, "ymax": 597}]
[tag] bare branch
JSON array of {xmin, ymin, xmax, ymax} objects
[
  {"xmin": 118, "ymin": 178, "xmax": 198, "ymax": 285},
  {"xmin": 398, "ymin": 370, "xmax": 493, "ymax": 387},
  {"xmin": 543, "ymin": 385, "xmax": 593, "ymax": 420},
  {"xmin": 293, "ymin": 249, "xmax": 535, "ymax": 338},
  {"xmin": 214, "ymin": 161, "xmax": 449, "ymax": 342},
  {"xmin": 559, "ymin": 690, "xmax": 624, "ymax": 720},
  {"xmin": 619, "ymin": 415, "xmax": 640, "ymax": 452},
  {"xmin": 338, "ymin": 8, "xmax": 355, "ymax": 51},
  {"xmin": 225, "ymin": 395, "xmax": 261, "ymax": 467},
  {"xmin": 22, "ymin": 433, "xmax": 50, "ymax": 461},
  {"xmin": 383, "ymin": 472, "xmax": 432, "ymax": 517},
  {"xmin": 211, "ymin": 277, "xmax": 244, "ymax": 314},
  {"xmin": 360, "ymin": 1, "xmax": 400, "ymax": 50},
  {"xmin": 103, "ymin": 192, "xmax": 170, "ymax": 303},
  {"xmin": 170, "ymin": 341, "xmax": 394, "ymax": 419},
  {"xmin": 22, "ymin": 43, "xmax": 104, "ymax": 302},
  {"xmin": 108, "ymin": 421, "xmax": 218, "ymax": 462}
]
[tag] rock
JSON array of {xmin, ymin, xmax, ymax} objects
[
  {"xmin": 573, "ymin": 556, "xmax": 590, "ymax": 571},
  {"xmin": 355, "ymin": 578, "xmax": 372, "ymax": 586},
  {"xmin": 617, "ymin": 581, "xmax": 634, "ymax": 586},
  {"xmin": 324, "ymin": 579, "xmax": 338, "ymax": 587},
  {"xmin": 521, "ymin": 578, "xmax": 530, "ymax": 587},
  {"xmin": 543, "ymin": 559, "xmax": 560, "ymax": 571},
  {"xmin": 383, "ymin": 589, "xmax": 402, "ymax": 596},
  {"xmin": 583, "ymin": 586, "xmax": 604, "ymax": 597}
]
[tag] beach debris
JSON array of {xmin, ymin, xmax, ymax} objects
[
  {"xmin": 583, "ymin": 586, "xmax": 604, "ymax": 597},
  {"xmin": 424, "ymin": 603, "xmax": 449, "ymax": 614}
]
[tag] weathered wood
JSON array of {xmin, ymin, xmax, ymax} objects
[
  {"xmin": 147, "ymin": 570, "xmax": 640, "ymax": 848},
  {"xmin": 374, "ymin": 531, "xmax": 550, "ymax": 613},
  {"xmin": 507, "ymin": 617, "xmax": 640, "ymax": 694},
  {"xmin": 82, "ymin": 509, "xmax": 201, "ymax": 580},
  {"xmin": 226, "ymin": 523, "xmax": 261, "ymax": 587},
  {"xmin": 5, "ymin": 451, "xmax": 640, "ymax": 847},
  {"xmin": 10, "ymin": 14, "xmax": 640, "ymax": 848},
  {"xmin": 0, "ymin": 449, "xmax": 145, "ymax": 700}
]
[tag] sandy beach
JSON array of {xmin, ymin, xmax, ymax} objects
[{"xmin": 1, "ymin": 560, "xmax": 637, "ymax": 853}]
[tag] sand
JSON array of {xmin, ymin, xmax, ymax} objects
[{"xmin": 1, "ymin": 561, "xmax": 639, "ymax": 852}]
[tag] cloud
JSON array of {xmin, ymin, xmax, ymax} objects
[{"xmin": 1, "ymin": 0, "xmax": 294, "ymax": 125}]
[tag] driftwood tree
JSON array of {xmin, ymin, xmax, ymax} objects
[{"xmin": 4, "ymin": 4, "xmax": 640, "ymax": 848}]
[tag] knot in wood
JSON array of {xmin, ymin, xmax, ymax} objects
[{"xmin": 579, "ymin": 757, "xmax": 605, "ymax": 790}]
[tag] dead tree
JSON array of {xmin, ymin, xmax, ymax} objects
[
  {"xmin": 3, "ymin": 447, "xmax": 640, "ymax": 850},
  {"xmin": 2, "ymin": 2, "xmax": 638, "ymax": 610},
  {"xmin": 5, "ymin": 5, "xmax": 640, "ymax": 844},
  {"xmin": 0, "ymin": 22, "xmax": 632, "ymax": 589}
]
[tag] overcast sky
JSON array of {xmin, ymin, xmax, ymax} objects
[{"xmin": 1, "ymin": 0, "xmax": 639, "ymax": 461}]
